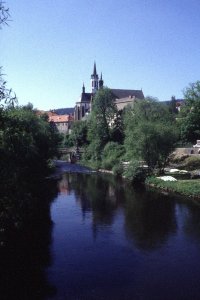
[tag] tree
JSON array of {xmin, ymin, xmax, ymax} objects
[
  {"xmin": 0, "ymin": 105, "xmax": 61, "ymax": 181},
  {"xmin": 0, "ymin": 0, "xmax": 10, "ymax": 27},
  {"xmin": 124, "ymin": 98, "xmax": 178, "ymax": 173},
  {"xmin": 110, "ymin": 109, "xmax": 125, "ymax": 144},
  {"xmin": 180, "ymin": 81, "xmax": 200, "ymax": 143},
  {"xmin": 70, "ymin": 120, "xmax": 88, "ymax": 147},
  {"xmin": 88, "ymin": 87, "xmax": 117, "ymax": 148}
]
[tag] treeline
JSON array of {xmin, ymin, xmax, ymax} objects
[
  {"xmin": 0, "ymin": 100, "xmax": 61, "ymax": 186},
  {"xmin": 65, "ymin": 82, "xmax": 200, "ymax": 181},
  {"xmin": 0, "ymin": 75, "xmax": 61, "ymax": 242}
]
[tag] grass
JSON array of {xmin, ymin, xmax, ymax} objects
[{"xmin": 146, "ymin": 177, "xmax": 200, "ymax": 198}]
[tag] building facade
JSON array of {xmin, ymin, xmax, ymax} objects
[{"xmin": 74, "ymin": 63, "xmax": 144, "ymax": 121}]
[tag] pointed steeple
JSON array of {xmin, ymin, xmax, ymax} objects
[
  {"xmin": 91, "ymin": 61, "xmax": 99, "ymax": 93},
  {"xmin": 99, "ymin": 72, "xmax": 104, "ymax": 89},
  {"xmin": 82, "ymin": 82, "xmax": 85, "ymax": 93},
  {"xmin": 93, "ymin": 61, "xmax": 97, "ymax": 76}
]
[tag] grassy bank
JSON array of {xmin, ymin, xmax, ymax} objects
[{"xmin": 146, "ymin": 177, "xmax": 200, "ymax": 199}]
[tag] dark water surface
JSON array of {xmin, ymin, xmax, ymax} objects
[
  {"xmin": 47, "ymin": 173, "xmax": 200, "ymax": 300},
  {"xmin": 1, "ymin": 172, "xmax": 200, "ymax": 299}
]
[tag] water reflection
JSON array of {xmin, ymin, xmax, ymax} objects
[
  {"xmin": 124, "ymin": 187, "xmax": 177, "ymax": 250},
  {"xmin": 0, "ymin": 178, "xmax": 58, "ymax": 299},
  {"xmin": 65, "ymin": 173, "xmax": 125, "ymax": 225},
  {"xmin": 183, "ymin": 203, "xmax": 200, "ymax": 242},
  {"xmin": 58, "ymin": 173, "xmax": 177, "ymax": 250},
  {"xmin": 49, "ymin": 173, "xmax": 200, "ymax": 299}
]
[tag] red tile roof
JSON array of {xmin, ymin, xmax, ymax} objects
[{"xmin": 49, "ymin": 114, "xmax": 74, "ymax": 123}]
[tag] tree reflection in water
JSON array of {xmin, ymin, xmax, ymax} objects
[
  {"xmin": 124, "ymin": 186, "xmax": 177, "ymax": 250},
  {"xmin": 0, "ymin": 178, "xmax": 58, "ymax": 300},
  {"xmin": 60, "ymin": 173, "xmax": 177, "ymax": 250}
]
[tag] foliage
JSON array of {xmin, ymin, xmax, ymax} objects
[
  {"xmin": 123, "ymin": 160, "xmax": 147, "ymax": 183},
  {"xmin": 183, "ymin": 81, "xmax": 200, "ymax": 107},
  {"xmin": 101, "ymin": 142, "xmax": 125, "ymax": 170},
  {"xmin": 110, "ymin": 110, "xmax": 125, "ymax": 144},
  {"xmin": 0, "ymin": 0, "xmax": 10, "ymax": 27},
  {"xmin": 81, "ymin": 139, "xmax": 102, "ymax": 163},
  {"xmin": 146, "ymin": 177, "xmax": 200, "ymax": 198},
  {"xmin": 180, "ymin": 102, "xmax": 200, "ymax": 143},
  {"xmin": 0, "ymin": 105, "xmax": 61, "ymax": 182},
  {"xmin": 112, "ymin": 163, "xmax": 124, "ymax": 176},
  {"xmin": 183, "ymin": 156, "xmax": 200, "ymax": 171},
  {"xmin": 88, "ymin": 87, "xmax": 117, "ymax": 149},
  {"xmin": 69, "ymin": 120, "xmax": 88, "ymax": 147},
  {"xmin": 124, "ymin": 98, "xmax": 178, "ymax": 172},
  {"xmin": 0, "ymin": 68, "xmax": 17, "ymax": 107},
  {"xmin": 180, "ymin": 81, "xmax": 200, "ymax": 143}
]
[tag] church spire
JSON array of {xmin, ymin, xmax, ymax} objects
[
  {"xmin": 99, "ymin": 72, "xmax": 104, "ymax": 89},
  {"xmin": 93, "ymin": 62, "xmax": 97, "ymax": 76},
  {"xmin": 91, "ymin": 61, "xmax": 99, "ymax": 93},
  {"xmin": 82, "ymin": 82, "xmax": 85, "ymax": 93}
]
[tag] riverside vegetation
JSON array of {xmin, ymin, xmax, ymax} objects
[
  {"xmin": 0, "ymin": 3, "xmax": 62, "ymax": 244},
  {"xmin": 1, "ymin": 1, "xmax": 200, "ymax": 244},
  {"xmin": 64, "ymin": 84, "xmax": 200, "ymax": 198}
]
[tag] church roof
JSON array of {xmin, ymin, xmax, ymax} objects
[
  {"xmin": 111, "ymin": 89, "xmax": 144, "ymax": 100},
  {"xmin": 80, "ymin": 93, "xmax": 91, "ymax": 102}
]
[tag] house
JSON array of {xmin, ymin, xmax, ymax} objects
[
  {"xmin": 74, "ymin": 62, "xmax": 144, "ymax": 121},
  {"xmin": 36, "ymin": 110, "xmax": 74, "ymax": 134},
  {"xmin": 48, "ymin": 114, "xmax": 73, "ymax": 134}
]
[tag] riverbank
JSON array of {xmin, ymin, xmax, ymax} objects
[
  {"xmin": 53, "ymin": 161, "xmax": 200, "ymax": 201},
  {"xmin": 146, "ymin": 177, "xmax": 200, "ymax": 200}
]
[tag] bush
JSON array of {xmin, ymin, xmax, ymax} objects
[
  {"xmin": 101, "ymin": 142, "xmax": 125, "ymax": 170},
  {"xmin": 184, "ymin": 156, "xmax": 200, "ymax": 170},
  {"xmin": 123, "ymin": 160, "xmax": 147, "ymax": 183},
  {"xmin": 112, "ymin": 163, "xmax": 124, "ymax": 176}
]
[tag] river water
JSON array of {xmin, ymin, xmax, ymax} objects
[
  {"xmin": 1, "ymin": 171, "xmax": 200, "ymax": 299},
  {"xmin": 47, "ymin": 172, "xmax": 200, "ymax": 300}
]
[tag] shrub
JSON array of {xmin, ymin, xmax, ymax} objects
[
  {"xmin": 101, "ymin": 142, "xmax": 125, "ymax": 170},
  {"xmin": 184, "ymin": 156, "xmax": 200, "ymax": 170},
  {"xmin": 112, "ymin": 163, "xmax": 124, "ymax": 176},
  {"xmin": 123, "ymin": 160, "xmax": 147, "ymax": 183}
]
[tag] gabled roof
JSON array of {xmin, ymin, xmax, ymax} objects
[
  {"xmin": 111, "ymin": 89, "xmax": 144, "ymax": 100},
  {"xmin": 80, "ymin": 93, "xmax": 92, "ymax": 102},
  {"xmin": 49, "ymin": 114, "xmax": 74, "ymax": 123}
]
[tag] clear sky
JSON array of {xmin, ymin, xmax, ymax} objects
[{"xmin": 1, "ymin": 0, "xmax": 200, "ymax": 110}]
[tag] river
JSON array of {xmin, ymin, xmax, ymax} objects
[{"xmin": 1, "ymin": 166, "xmax": 200, "ymax": 299}]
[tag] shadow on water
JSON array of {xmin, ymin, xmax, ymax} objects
[
  {"xmin": 0, "ymin": 177, "xmax": 58, "ymax": 300},
  {"xmin": 124, "ymin": 186, "xmax": 177, "ymax": 251},
  {"xmin": 59, "ymin": 173, "xmax": 178, "ymax": 250},
  {"xmin": 2, "ymin": 170, "xmax": 200, "ymax": 299},
  {"xmin": 52, "ymin": 173, "xmax": 200, "ymax": 300}
]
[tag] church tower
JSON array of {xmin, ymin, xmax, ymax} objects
[{"xmin": 91, "ymin": 62, "xmax": 99, "ymax": 93}]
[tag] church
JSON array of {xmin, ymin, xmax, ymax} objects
[{"xmin": 74, "ymin": 63, "xmax": 144, "ymax": 121}]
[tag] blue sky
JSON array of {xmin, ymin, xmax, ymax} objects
[{"xmin": 1, "ymin": 0, "xmax": 200, "ymax": 110}]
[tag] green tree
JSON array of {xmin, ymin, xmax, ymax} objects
[
  {"xmin": 110, "ymin": 109, "xmax": 125, "ymax": 144},
  {"xmin": 88, "ymin": 87, "xmax": 117, "ymax": 148},
  {"xmin": 0, "ymin": 105, "xmax": 61, "ymax": 181},
  {"xmin": 70, "ymin": 120, "xmax": 88, "ymax": 147},
  {"xmin": 124, "ymin": 98, "xmax": 178, "ymax": 173},
  {"xmin": 180, "ymin": 81, "xmax": 200, "ymax": 143}
]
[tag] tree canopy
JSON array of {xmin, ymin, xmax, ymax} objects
[
  {"xmin": 180, "ymin": 80, "xmax": 200, "ymax": 143},
  {"xmin": 88, "ymin": 87, "xmax": 117, "ymax": 149},
  {"xmin": 124, "ymin": 98, "xmax": 178, "ymax": 172}
]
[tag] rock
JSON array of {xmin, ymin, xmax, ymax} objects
[{"xmin": 157, "ymin": 176, "xmax": 177, "ymax": 181}]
